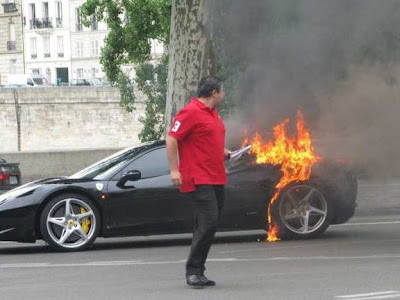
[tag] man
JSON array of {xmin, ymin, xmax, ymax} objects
[{"xmin": 166, "ymin": 76, "xmax": 232, "ymax": 288}]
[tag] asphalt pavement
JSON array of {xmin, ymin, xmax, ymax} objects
[{"xmin": 1, "ymin": 178, "xmax": 400, "ymax": 300}]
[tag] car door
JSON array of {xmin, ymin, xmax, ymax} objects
[
  {"xmin": 221, "ymin": 155, "xmax": 280, "ymax": 230},
  {"xmin": 105, "ymin": 147, "xmax": 193, "ymax": 236}
]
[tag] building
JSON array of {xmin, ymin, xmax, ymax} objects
[
  {"xmin": 0, "ymin": 0, "xmax": 24, "ymax": 83},
  {"xmin": 69, "ymin": 0, "xmax": 107, "ymax": 80},
  {"xmin": 3, "ymin": 0, "xmax": 165, "ymax": 85},
  {"xmin": 22, "ymin": 0, "xmax": 71, "ymax": 84}
]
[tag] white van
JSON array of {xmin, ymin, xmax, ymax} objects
[{"xmin": 1, "ymin": 73, "xmax": 51, "ymax": 87}]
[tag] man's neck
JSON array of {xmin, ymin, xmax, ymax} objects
[{"xmin": 197, "ymin": 97, "xmax": 214, "ymax": 108}]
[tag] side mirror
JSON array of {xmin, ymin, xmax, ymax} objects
[{"xmin": 117, "ymin": 170, "xmax": 141, "ymax": 188}]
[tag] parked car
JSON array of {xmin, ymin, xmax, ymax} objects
[
  {"xmin": 86, "ymin": 78, "xmax": 105, "ymax": 86},
  {"xmin": 70, "ymin": 79, "xmax": 91, "ymax": 86},
  {"xmin": 1, "ymin": 73, "xmax": 51, "ymax": 88},
  {"xmin": 0, "ymin": 140, "xmax": 357, "ymax": 251},
  {"xmin": 70, "ymin": 78, "xmax": 111, "ymax": 86},
  {"xmin": 97, "ymin": 78, "xmax": 111, "ymax": 86},
  {"xmin": 0, "ymin": 159, "xmax": 21, "ymax": 191}
]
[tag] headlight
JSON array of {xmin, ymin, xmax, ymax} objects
[{"xmin": 0, "ymin": 186, "xmax": 40, "ymax": 205}]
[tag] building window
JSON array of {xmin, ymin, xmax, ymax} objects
[
  {"xmin": 9, "ymin": 59, "xmax": 17, "ymax": 74},
  {"xmin": 46, "ymin": 68, "xmax": 51, "ymax": 82},
  {"xmin": 77, "ymin": 68, "xmax": 84, "ymax": 78},
  {"xmin": 91, "ymin": 68, "xmax": 97, "ymax": 78},
  {"xmin": 43, "ymin": 36, "xmax": 50, "ymax": 57},
  {"xmin": 91, "ymin": 14, "xmax": 98, "ymax": 30},
  {"xmin": 7, "ymin": 23, "xmax": 16, "ymax": 50},
  {"xmin": 29, "ymin": 3, "xmax": 36, "ymax": 29},
  {"xmin": 31, "ymin": 68, "xmax": 40, "ymax": 75},
  {"xmin": 76, "ymin": 40, "xmax": 83, "ymax": 57},
  {"xmin": 43, "ymin": 2, "xmax": 49, "ymax": 19},
  {"xmin": 90, "ymin": 40, "xmax": 99, "ymax": 57},
  {"xmin": 7, "ymin": 41, "xmax": 16, "ymax": 51},
  {"xmin": 56, "ymin": 1, "xmax": 62, "ymax": 27},
  {"xmin": 57, "ymin": 36, "xmax": 64, "ymax": 57},
  {"xmin": 30, "ymin": 37, "xmax": 37, "ymax": 58},
  {"xmin": 76, "ymin": 8, "xmax": 82, "ymax": 31},
  {"xmin": 3, "ymin": 2, "xmax": 18, "ymax": 14}
]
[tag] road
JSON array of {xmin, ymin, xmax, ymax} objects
[{"xmin": 1, "ymin": 178, "xmax": 400, "ymax": 300}]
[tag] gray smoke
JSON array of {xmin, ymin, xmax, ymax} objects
[{"xmin": 211, "ymin": 0, "xmax": 400, "ymax": 177}]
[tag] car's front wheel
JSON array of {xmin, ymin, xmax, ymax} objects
[
  {"xmin": 40, "ymin": 193, "xmax": 100, "ymax": 252},
  {"xmin": 271, "ymin": 182, "xmax": 331, "ymax": 239}
]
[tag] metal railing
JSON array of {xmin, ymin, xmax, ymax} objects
[
  {"xmin": 56, "ymin": 18, "xmax": 62, "ymax": 28},
  {"xmin": 7, "ymin": 41, "xmax": 16, "ymax": 51},
  {"xmin": 30, "ymin": 18, "xmax": 53, "ymax": 29}
]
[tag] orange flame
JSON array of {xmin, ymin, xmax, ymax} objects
[{"xmin": 245, "ymin": 110, "xmax": 320, "ymax": 242}]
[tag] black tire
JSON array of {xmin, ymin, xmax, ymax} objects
[
  {"xmin": 40, "ymin": 193, "xmax": 100, "ymax": 252},
  {"xmin": 270, "ymin": 181, "xmax": 332, "ymax": 240}
]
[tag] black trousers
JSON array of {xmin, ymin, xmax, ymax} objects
[{"xmin": 186, "ymin": 184, "xmax": 225, "ymax": 276}]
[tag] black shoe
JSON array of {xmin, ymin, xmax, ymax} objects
[
  {"xmin": 186, "ymin": 275, "xmax": 206, "ymax": 288},
  {"xmin": 200, "ymin": 275, "xmax": 216, "ymax": 286}
]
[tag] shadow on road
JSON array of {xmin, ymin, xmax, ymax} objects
[{"xmin": 0, "ymin": 228, "xmax": 360, "ymax": 255}]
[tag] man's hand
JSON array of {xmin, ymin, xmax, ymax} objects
[
  {"xmin": 170, "ymin": 170, "xmax": 182, "ymax": 186},
  {"xmin": 166, "ymin": 135, "xmax": 182, "ymax": 185},
  {"xmin": 224, "ymin": 148, "xmax": 232, "ymax": 160}
]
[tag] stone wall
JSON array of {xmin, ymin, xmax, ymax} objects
[
  {"xmin": 0, "ymin": 86, "xmax": 145, "ymax": 152},
  {"xmin": 0, "ymin": 148, "xmax": 123, "ymax": 184}
]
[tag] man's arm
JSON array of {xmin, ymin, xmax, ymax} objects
[{"xmin": 166, "ymin": 135, "xmax": 182, "ymax": 185}]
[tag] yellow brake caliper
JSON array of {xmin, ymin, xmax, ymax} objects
[{"xmin": 80, "ymin": 207, "xmax": 91, "ymax": 233}]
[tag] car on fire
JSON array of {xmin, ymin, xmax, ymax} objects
[{"xmin": 0, "ymin": 140, "xmax": 357, "ymax": 252}]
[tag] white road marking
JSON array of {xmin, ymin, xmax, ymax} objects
[
  {"xmin": 335, "ymin": 290, "xmax": 400, "ymax": 299},
  {"xmin": 333, "ymin": 221, "xmax": 400, "ymax": 226},
  {"xmin": 1, "ymin": 254, "xmax": 400, "ymax": 269},
  {"xmin": 218, "ymin": 238, "xmax": 400, "ymax": 254}
]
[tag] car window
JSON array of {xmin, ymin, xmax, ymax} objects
[
  {"xmin": 121, "ymin": 147, "xmax": 169, "ymax": 179},
  {"xmin": 68, "ymin": 142, "xmax": 161, "ymax": 180},
  {"xmin": 33, "ymin": 78, "xmax": 44, "ymax": 84}
]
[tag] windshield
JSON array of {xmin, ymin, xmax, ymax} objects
[
  {"xmin": 33, "ymin": 77, "xmax": 48, "ymax": 85},
  {"xmin": 69, "ymin": 141, "xmax": 160, "ymax": 180}
]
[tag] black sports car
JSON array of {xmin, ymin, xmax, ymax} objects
[{"xmin": 0, "ymin": 140, "xmax": 357, "ymax": 252}]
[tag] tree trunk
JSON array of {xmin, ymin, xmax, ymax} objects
[{"xmin": 164, "ymin": 0, "xmax": 216, "ymax": 131}]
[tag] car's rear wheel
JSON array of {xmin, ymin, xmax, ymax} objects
[
  {"xmin": 271, "ymin": 182, "xmax": 331, "ymax": 239},
  {"xmin": 40, "ymin": 193, "xmax": 100, "ymax": 252}
]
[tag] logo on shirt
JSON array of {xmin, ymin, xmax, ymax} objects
[{"xmin": 171, "ymin": 120, "xmax": 181, "ymax": 132}]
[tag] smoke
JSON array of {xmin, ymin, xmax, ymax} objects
[{"xmin": 211, "ymin": 0, "xmax": 400, "ymax": 177}]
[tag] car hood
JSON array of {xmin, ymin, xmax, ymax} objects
[
  {"xmin": 5, "ymin": 177, "xmax": 93, "ymax": 193},
  {"xmin": 0, "ymin": 177, "xmax": 95, "ymax": 204}
]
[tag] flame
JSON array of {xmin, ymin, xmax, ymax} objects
[{"xmin": 245, "ymin": 110, "xmax": 320, "ymax": 241}]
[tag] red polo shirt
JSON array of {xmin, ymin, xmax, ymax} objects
[{"xmin": 168, "ymin": 98, "xmax": 227, "ymax": 193}]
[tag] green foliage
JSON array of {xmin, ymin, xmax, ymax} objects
[
  {"xmin": 81, "ymin": 0, "xmax": 171, "ymax": 141},
  {"xmin": 136, "ymin": 55, "xmax": 168, "ymax": 141}
]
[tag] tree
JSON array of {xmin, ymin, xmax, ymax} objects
[
  {"xmin": 81, "ymin": 0, "xmax": 171, "ymax": 140},
  {"xmin": 136, "ymin": 55, "xmax": 168, "ymax": 141},
  {"xmin": 164, "ymin": 0, "xmax": 217, "ymax": 130},
  {"xmin": 81, "ymin": 0, "xmax": 231, "ymax": 137}
]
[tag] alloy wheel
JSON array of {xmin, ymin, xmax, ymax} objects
[
  {"xmin": 45, "ymin": 198, "xmax": 96, "ymax": 249},
  {"xmin": 278, "ymin": 185, "xmax": 328, "ymax": 235}
]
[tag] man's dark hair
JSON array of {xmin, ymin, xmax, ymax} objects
[{"xmin": 197, "ymin": 76, "xmax": 222, "ymax": 98}]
